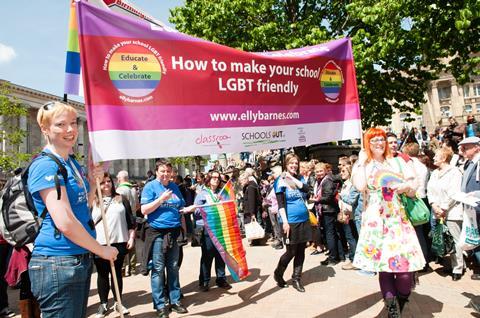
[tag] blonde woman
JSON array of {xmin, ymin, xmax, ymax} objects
[{"xmin": 28, "ymin": 101, "xmax": 118, "ymax": 318}]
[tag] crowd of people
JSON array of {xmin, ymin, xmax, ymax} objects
[{"xmin": 2, "ymin": 102, "xmax": 480, "ymax": 318}]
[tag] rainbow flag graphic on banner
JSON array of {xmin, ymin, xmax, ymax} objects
[
  {"xmin": 320, "ymin": 61, "xmax": 344, "ymax": 102},
  {"xmin": 64, "ymin": 0, "xmax": 83, "ymax": 96},
  {"xmin": 218, "ymin": 179, "xmax": 235, "ymax": 202},
  {"xmin": 199, "ymin": 200, "xmax": 249, "ymax": 281}
]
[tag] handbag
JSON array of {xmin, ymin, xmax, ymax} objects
[
  {"xmin": 245, "ymin": 221, "xmax": 265, "ymax": 240},
  {"xmin": 392, "ymin": 157, "xmax": 430, "ymax": 226},
  {"xmin": 309, "ymin": 211, "xmax": 318, "ymax": 226},
  {"xmin": 460, "ymin": 206, "xmax": 480, "ymax": 250},
  {"xmin": 430, "ymin": 221, "xmax": 455, "ymax": 257},
  {"xmin": 400, "ymin": 195, "xmax": 430, "ymax": 226},
  {"xmin": 337, "ymin": 210, "xmax": 350, "ymax": 224}
]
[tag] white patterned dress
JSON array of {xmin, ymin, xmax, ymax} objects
[{"xmin": 352, "ymin": 157, "xmax": 426, "ymax": 272}]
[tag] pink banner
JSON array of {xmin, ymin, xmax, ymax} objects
[{"xmin": 77, "ymin": 1, "xmax": 362, "ymax": 161}]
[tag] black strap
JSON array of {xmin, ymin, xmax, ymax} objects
[{"xmin": 40, "ymin": 152, "xmax": 69, "ymax": 200}]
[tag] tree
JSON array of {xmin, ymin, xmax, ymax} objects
[
  {"xmin": 0, "ymin": 83, "xmax": 31, "ymax": 174},
  {"xmin": 170, "ymin": 0, "xmax": 480, "ymax": 127}
]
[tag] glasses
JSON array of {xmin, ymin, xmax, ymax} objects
[
  {"xmin": 211, "ymin": 176, "xmax": 220, "ymax": 179},
  {"xmin": 369, "ymin": 138, "xmax": 386, "ymax": 144}
]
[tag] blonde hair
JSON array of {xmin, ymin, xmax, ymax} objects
[
  {"xmin": 37, "ymin": 101, "xmax": 77, "ymax": 128},
  {"xmin": 315, "ymin": 162, "xmax": 329, "ymax": 171},
  {"xmin": 435, "ymin": 147, "xmax": 454, "ymax": 164}
]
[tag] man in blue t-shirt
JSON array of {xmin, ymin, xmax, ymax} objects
[{"xmin": 140, "ymin": 160, "xmax": 187, "ymax": 318}]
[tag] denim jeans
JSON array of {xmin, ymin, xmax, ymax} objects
[
  {"xmin": 29, "ymin": 253, "xmax": 92, "ymax": 318},
  {"xmin": 150, "ymin": 234, "xmax": 181, "ymax": 309},
  {"xmin": 341, "ymin": 222, "xmax": 357, "ymax": 261},
  {"xmin": 323, "ymin": 213, "xmax": 345, "ymax": 260},
  {"xmin": 199, "ymin": 232, "xmax": 226, "ymax": 285}
]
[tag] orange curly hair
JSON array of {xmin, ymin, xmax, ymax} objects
[{"xmin": 363, "ymin": 127, "xmax": 391, "ymax": 161}]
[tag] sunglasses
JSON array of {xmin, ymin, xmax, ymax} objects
[{"xmin": 42, "ymin": 101, "xmax": 56, "ymax": 111}]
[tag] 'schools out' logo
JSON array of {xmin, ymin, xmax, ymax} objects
[
  {"xmin": 320, "ymin": 60, "xmax": 344, "ymax": 102},
  {"xmin": 108, "ymin": 44, "xmax": 162, "ymax": 98}
]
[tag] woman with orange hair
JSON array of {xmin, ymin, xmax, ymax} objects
[{"xmin": 352, "ymin": 127, "xmax": 425, "ymax": 317}]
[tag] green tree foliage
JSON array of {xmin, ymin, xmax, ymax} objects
[
  {"xmin": 170, "ymin": 0, "xmax": 480, "ymax": 127},
  {"xmin": 0, "ymin": 83, "xmax": 31, "ymax": 174}
]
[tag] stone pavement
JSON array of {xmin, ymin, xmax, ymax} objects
[{"xmin": 7, "ymin": 241, "xmax": 480, "ymax": 317}]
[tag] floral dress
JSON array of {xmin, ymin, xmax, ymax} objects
[{"xmin": 352, "ymin": 157, "xmax": 426, "ymax": 272}]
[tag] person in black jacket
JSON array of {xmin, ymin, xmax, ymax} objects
[
  {"xmin": 313, "ymin": 163, "xmax": 345, "ymax": 266},
  {"xmin": 242, "ymin": 168, "xmax": 262, "ymax": 225}
]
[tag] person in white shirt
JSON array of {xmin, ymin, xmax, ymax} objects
[
  {"xmin": 116, "ymin": 170, "xmax": 138, "ymax": 277},
  {"xmin": 402, "ymin": 143, "xmax": 430, "ymax": 270},
  {"xmin": 92, "ymin": 173, "xmax": 136, "ymax": 317},
  {"xmin": 427, "ymin": 147, "xmax": 464, "ymax": 281}
]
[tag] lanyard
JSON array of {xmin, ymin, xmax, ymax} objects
[{"xmin": 68, "ymin": 158, "xmax": 88, "ymax": 195}]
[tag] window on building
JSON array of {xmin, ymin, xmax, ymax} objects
[
  {"xmin": 464, "ymin": 85, "xmax": 471, "ymax": 98},
  {"xmin": 465, "ymin": 104, "xmax": 473, "ymax": 113},
  {"xmin": 474, "ymin": 84, "xmax": 480, "ymax": 97},
  {"xmin": 440, "ymin": 106, "xmax": 451, "ymax": 117},
  {"xmin": 476, "ymin": 104, "xmax": 480, "ymax": 113},
  {"xmin": 438, "ymin": 86, "xmax": 451, "ymax": 100}
]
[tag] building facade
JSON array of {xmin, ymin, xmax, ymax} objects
[
  {"xmin": 390, "ymin": 75, "xmax": 480, "ymax": 134},
  {"xmin": 0, "ymin": 79, "xmax": 161, "ymax": 181}
]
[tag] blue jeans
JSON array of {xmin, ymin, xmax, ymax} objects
[
  {"xmin": 150, "ymin": 235, "xmax": 181, "ymax": 309},
  {"xmin": 199, "ymin": 232, "xmax": 226, "ymax": 285},
  {"xmin": 29, "ymin": 254, "xmax": 92, "ymax": 318},
  {"xmin": 342, "ymin": 222, "xmax": 357, "ymax": 261}
]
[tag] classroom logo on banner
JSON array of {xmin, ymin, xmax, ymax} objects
[
  {"xmin": 320, "ymin": 60, "xmax": 344, "ymax": 103},
  {"xmin": 105, "ymin": 41, "xmax": 166, "ymax": 103}
]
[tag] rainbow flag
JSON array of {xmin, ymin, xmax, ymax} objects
[
  {"xmin": 218, "ymin": 179, "xmax": 235, "ymax": 202},
  {"xmin": 64, "ymin": 0, "xmax": 83, "ymax": 96},
  {"xmin": 199, "ymin": 200, "xmax": 249, "ymax": 281}
]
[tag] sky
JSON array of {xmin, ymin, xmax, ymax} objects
[{"xmin": 0, "ymin": 0, "xmax": 184, "ymax": 102}]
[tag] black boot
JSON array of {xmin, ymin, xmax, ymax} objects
[
  {"xmin": 273, "ymin": 263, "xmax": 288, "ymax": 288},
  {"xmin": 384, "ymin": 297, "xmax": 401, "ymax": 318},
  {"xmin": 292, "ymin": 266, "xmax": 305, "ymax": 292},
  {"xmin": 398, "ymin": 294, "xmax": 409, "ymax": 313}
]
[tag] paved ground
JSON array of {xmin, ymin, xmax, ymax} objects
[{"xmin": 7, "ymin": 240, "xmax": 480, "ymax": 317}]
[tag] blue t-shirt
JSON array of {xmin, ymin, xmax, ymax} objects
[
  {"xmin": 141, "ymin": 180, "xmax": 184, "ymax": 229},
  {"xmin": 274, "ymin": 175, "xmax": 308, "ymax": 224},
  {"xmin": 467, "ymin": 124, "xmax": 475, "ymax": 137},
  {"xmin": 28, "ymin": 151, "xmax": 94, "ymax": 256}
]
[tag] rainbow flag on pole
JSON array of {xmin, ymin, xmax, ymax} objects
[
  {"xmin": 199, "ymin": 200, "xmax": 249, "ymax": 281},
  {"xmin": 64, "ymin": 0, "xmax": 83, "ymax": 96},
  {"xmin": 218, "ymin": 179, "xmax": 235, "ymax": 202}
]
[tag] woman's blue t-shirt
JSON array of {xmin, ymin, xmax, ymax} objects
[
  {"xmin": 28, "ymin": 152, "xmax": 94, "ymax": 256},
  {"xmin": 141, "ymin": 180, "xmax": 185, "ymax": 229},
  {"xmin": 274, "ymin": 175, "xmax": 308, "ymax": 224}
]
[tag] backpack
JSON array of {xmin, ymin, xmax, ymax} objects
[{"xmin": 0, "ymin": 152, "xmax": 68, "ymax": 247}]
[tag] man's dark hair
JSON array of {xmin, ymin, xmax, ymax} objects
[
  {"xmin": 386, "ymin": 132, "xmax": 397, "ymax": 139},
  {"xmin": 155, "ymin": 159, "xmax": 172, "ymax": 171}
]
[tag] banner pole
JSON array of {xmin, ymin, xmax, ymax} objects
[{"xmin": 95, "ymin": 177, "xmax": 125, "ymax": 318}]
